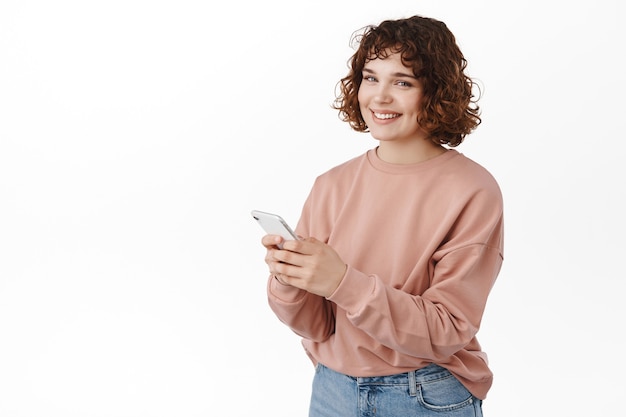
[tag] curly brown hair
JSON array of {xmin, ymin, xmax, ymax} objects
[{"xmin": 333, "ymin": 15, "xmax": 481, "ymax": 147}]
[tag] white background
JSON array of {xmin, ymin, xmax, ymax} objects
[{"xmin": 1, "ymin": 0, "xmax": 624, "ymax": 416}]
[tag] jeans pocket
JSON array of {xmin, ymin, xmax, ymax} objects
[{"xmin": 418, "ymin": 373, "xmax": 476, "ymax": 412}]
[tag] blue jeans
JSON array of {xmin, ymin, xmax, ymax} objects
[{"xmin": 309, "ymin": 363, "xmax": 483, "ymax": 417}]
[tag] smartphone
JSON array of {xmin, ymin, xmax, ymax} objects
[{"xmin": 251, "ymin": 210, "xmax": 299, "ymax": 249}]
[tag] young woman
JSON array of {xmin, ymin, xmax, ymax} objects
[{"xmin": 261, "ymin": 15, "xmax": 504, "ymax": 417}]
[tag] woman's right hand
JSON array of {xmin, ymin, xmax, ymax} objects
[{"xmin": 262, "ymin": 234, "xmax": 288, "ymax": 284}]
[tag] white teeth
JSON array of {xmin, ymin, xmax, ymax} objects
[{"xmin": 374, "ymin": 112, "xmax": 399, "ymax": 119}]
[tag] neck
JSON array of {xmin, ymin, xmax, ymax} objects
[{"xmin": 376, "ymin": 139, "xmax": 447, "ymax": 164}]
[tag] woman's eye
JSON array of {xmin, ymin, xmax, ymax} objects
[
  {"xmin": 364, "ymin": 75, "xmax": 377, "ymax": 82},
  {"xmin": 397, "ymin": 81, "xmax": 412, "ymax": 87}
]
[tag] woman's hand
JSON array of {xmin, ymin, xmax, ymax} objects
[{"xmin": 262, "ymin": 236, "xmax": 347, "ymax": 298}]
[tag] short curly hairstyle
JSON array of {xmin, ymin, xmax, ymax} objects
[{"xmin": 333, "ymin": 15, "xmax": 481, "ymax": 147}]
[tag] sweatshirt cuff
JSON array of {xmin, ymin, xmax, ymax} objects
[
  {"xmin": 267, "ymin": 274, "xmax": 307, "ymax": 304},
  {"xmin": 326, "ymin": 265, "xmax": 376, "ymax": 315}
]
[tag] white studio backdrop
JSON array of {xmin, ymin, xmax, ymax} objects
[{"xmin": 1, "ymin": 0, "xmax": 624, "ymax": 416}]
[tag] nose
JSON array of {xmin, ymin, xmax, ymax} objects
[{"xmin": 373, "ymin": 83, "xmax": 392, "ymax": 103}]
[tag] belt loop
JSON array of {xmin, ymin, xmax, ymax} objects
[{"xmin": 408, "ymin": 370, "xmax": 417, "ymax": 397}]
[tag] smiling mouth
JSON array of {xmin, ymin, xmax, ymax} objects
[{"xmin": 373, "ymin": 112, "xmax": 400, "ymax": 120}]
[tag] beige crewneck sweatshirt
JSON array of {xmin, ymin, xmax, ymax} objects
[{"xmin": 267, "ymin": 148, "xmax": 504, "ymax": 399}]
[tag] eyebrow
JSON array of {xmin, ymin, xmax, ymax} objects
[{"xmin": 362, "ymin": 67, "xmax": 417, "ymax": 79}]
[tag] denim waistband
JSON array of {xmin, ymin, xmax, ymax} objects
[
  {"xmin": 354, "ymin": 363, "xmax": 450, "ymax": 385},
  {"xmin": 352, "ymin": 364, "xmax": 451, "ymax": 397}
]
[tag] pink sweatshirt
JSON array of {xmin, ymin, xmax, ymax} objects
[{"xmin": 267, "ymin": 148, "xmax": 504, "ymax": 399}]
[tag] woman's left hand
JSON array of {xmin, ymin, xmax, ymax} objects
[{"xmin": 267, "ymin": 237, "xmax": 347, "ymax": 298}]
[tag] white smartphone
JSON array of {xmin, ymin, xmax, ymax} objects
[{"xmin": 251, "ymin": 210, "xmax": 299, "ymax": 249}]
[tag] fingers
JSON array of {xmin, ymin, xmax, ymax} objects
[
  {"xmin": 263, "ymin": 235, "xmax": 298, "ymax": 277},
  {"xmin": 261, "ymin": 234, "xmax": 284, "ymax": 249},
  {"xmin": 261, "ymin": 235, "xmax": 322, "ymax": 291},
  {"xmin": 267, "ymin": 247, "xmax": 301, "ymax": 271},
  {"xmin": 267, "ymin": 257, "xmax": 298, "ymax": 287},
  {"xmin": 273, "ymin": 273, "xmax": 289, "ymax": 285},
  {"xmin": 281, "ymin": 236, "xmax": 317, "ymax": 253}
]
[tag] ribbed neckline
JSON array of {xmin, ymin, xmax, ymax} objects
[{"xmin": 366, "ymin": 147, "xmax": 460, "ymax": 174}]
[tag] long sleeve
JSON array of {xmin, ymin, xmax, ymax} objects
[
  {"xmin": 329, "ymin": 229, "xmax": 503, "ymax": 362},
  {"xmin": 265, "ymin": 148, "xmax": 504, "ymax": 399},
  {"xmin": 267, "ymin": 276, "xmax": 336, "ymax": 342}
]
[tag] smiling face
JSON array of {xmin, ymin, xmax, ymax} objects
[{"xmin": 357, "ymin": 52, "xmax": 428, "ymax": 145}]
